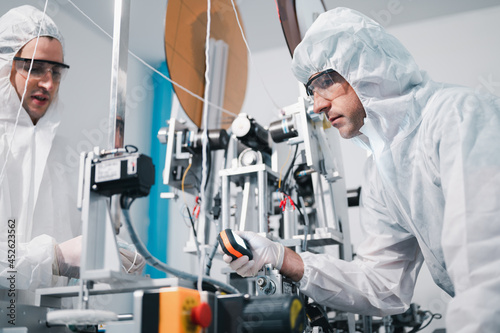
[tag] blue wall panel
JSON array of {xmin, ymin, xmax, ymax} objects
[{"xmin": 146, "ymin": 62, "xmax": 173, "ymax": 278}]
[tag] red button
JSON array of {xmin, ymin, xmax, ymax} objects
[{"xmin": 190, "ymin": 302, "xmax": 212, "ymax": 328}]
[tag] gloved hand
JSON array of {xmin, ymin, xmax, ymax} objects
[
  {"xmin": 54, "ymin": 236, "xmax": 146, "ymax": 278},
  {"xmin": 119, "ymin": 248, "xmax": 146, "ymax": 274},
  {"xmin": 222, "ymin": 231, "xmax": 284, "ymax": 277},
  {"xmin": 54, "ymin": 236, "xmax": 82, "ymax": 278}
]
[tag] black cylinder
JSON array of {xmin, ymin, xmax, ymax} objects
[
  {"xmin": 231, "ymin": 114, "xmax": 271, "ymax": 154},
  {"xmin": 198, "ymin": 129, "xmax": 229, "ymax": 150},
  {"xmin": 269, "ymin": 116, "xmax": 298, "ymax": 143},
  {"xmin": 182, "ymin": 129, "xmax": 229, "ymax": 152},
  {"xmin": 240, "ymin": 295, "xmax": 305, "ymax": 333}
]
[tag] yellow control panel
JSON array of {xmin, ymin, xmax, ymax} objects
[{"xmin": 158, "ymin": 287, "xmax": 212, "ymax": 333}]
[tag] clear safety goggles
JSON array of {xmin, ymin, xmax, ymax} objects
[
  {"xmin": 305, "ymin": 68, "xmax": 342, "ymax": 100},
  {"xmin": 13, "ymin": 56, "xmax": 70, "ymax": 83}
]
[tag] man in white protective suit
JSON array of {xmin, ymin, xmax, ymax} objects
[
  {"xmin": 223, "ymin": 7, "xmax": 500, "ymax": 332},
  {"xmin": 0, "ymin": 5, "xmax": 144, "ymax": 291}
]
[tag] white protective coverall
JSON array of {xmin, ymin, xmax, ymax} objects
[
  {"xmin": 291, "ymin": 7, "xmax": 500, "ymax": 332},
  {"xmin": 0, "ymin": 6, "xmax": 81, "ymax": 290}
]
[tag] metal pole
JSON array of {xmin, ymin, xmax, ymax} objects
[
  {"xmin": 258, "ymin": 169, "xmax": 267, "ymax": 233},
  {"xmin": 108, "ymin": 0, "xmax": 131, "ymax": 149}
]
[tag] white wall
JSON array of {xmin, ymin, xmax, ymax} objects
[{"xmin": 388, "ymin": 6, "xmax": 500, "ymax": 93}]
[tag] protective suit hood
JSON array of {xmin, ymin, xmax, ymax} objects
[
  {"xmin": 291, "ymin": 7, "xmax": 430, "ymax": 154},
  {"xmin": 0, "ymin": 5, "xmax": 64, "ymax": 57},
  {"xmin": 0, "ymin": 5, "xmax": 64, "ymax": 128}
]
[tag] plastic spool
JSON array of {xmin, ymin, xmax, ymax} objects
[
  {"xmin": 164, "ymin": 0, "xmax": 248, "ymax": 129},
  {"xmin": 46, "ymin": 309, "xmax": 118, "ymax": 326}
]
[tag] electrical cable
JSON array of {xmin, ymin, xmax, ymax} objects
[
  {"xmin": 180, "ymin": 204, "xmax": 194, "ymax": 229},
  {"xmin": 197, "ymin": 0, "xmax": 213, "ymax": 295},
  {"xmin": 319, "ymin": 0, "xmax": 328, "ymax": 11},
  {"xmin": 185, "ymin": 204, "xmax": 203, "ymax": 269},
  {"xmin": 298, "ymin": 196, "xmax": 309, "ymax": 252},
  {"xmin": 181, "ymin": 161, "xmax": 192, "ymax": 208},
  {"xmin": 203, "ymin": 139, "xmax": 212, "ymax": 192},
  {"xmin": 0, "ymin": 0, "xmax": 49, "ymax": 188},
  {"xmin": 186, "ymin": 205, "xmax": 198, "ymax": 239},
  {"xmin": 204, "ymin": 191, "xmax": 223, "ymax": 276},
  {"xmin": 409, "ymin": 311, "xmax": 442, "ymax": 333},
  {"xmin": 179, "ymin": 161, "xmax": 201, "ymax": 193},
  {"xmin": 281, "ymin": 144, "xmax": 299, "ymax": 193},
  {"xmin": 278, "ymin": 146, "xmax": 293, "ymax": 190},
  {"xmin": 119, "ymin": 194, "xmax": 136, "ymax": 210},
  {"xmin": 120, "ymin": 197, "xmax": 240, "ymax": 294},
  {"xmin": 124, "ymin": 144, "xmax": 138, "ymax": 153},
  {"xmin": 204, "ymin": 239, "xmax": 219, "ymax": 276},
  {"xmin": 199, "ymin": 0, "xmax": 212, "ymax": 216}
]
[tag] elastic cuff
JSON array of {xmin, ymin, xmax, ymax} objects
[
  {"xmin": 275, "ymin": 242, "xmax": 285, "ymax": 270},
  {"xmin": 52, "ymin": 244, "xmax": 61, "ymax": 276}
]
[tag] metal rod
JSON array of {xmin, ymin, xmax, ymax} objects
[
  {"xmin": 108, "ymin": 0, "xmax": 131, "ymax": 149},
  {"xmin": 258, "ymin": 169, "xmax": 267, "ymax": 233}
]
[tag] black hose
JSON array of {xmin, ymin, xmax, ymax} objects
[{"xmin": 120, "ymin": 198, "xmax": 240, "ymax": 295}]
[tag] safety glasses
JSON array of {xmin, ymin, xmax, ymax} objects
[
  {"xmin": 13, "ymin": 57, "xmax": 70, "ymax": 83},
  {"xmin": 305, "ymin": 68, "xmax": 342, "ymax": 100}
]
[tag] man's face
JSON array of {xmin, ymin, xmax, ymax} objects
[
  {"xmin": 10, "ymin": 37, "xmax": 64, "ymax": 125},
  {"xmin": 309, "ymin": 70, "xmax": 366, "ymax": 139}
]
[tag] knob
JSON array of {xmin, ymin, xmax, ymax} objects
[{"xmin": 190, "ymin": 302, "xmax": 212, "ymax": 328}]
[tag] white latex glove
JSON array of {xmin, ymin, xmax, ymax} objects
[
  {"xmin": 55, "ymin": 236, "xmax": 145, "ymax": 278},
  {"xmin": 120, "ymin": 248, "xmax": 146, "ymax": 274},
  {"xmin": 54, "ymin": 236, "xmax": 82, "ymax": 278},
  {"xmin": 222, "ymin": 231, "xmax": 284, "ymax": 277}
]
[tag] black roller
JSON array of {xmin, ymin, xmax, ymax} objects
[
  {"xmin": 240, "ymin": 295, "xmax": 305, "ymax": 333},
  {"xmin": 269, "ymin": 116, "xmax": 298, "ymax": 143}
]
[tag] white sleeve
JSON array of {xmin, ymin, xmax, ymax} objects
[
  {"xmin": 438, "ymin": 94, "xmax": 500, "ymax": 332},
  {"xmin": 299, "ymin": 159, "xmax": 424, "ymax": 317},
  {"xmin": 0, "ymin": 233, "xmax": 58, "ymax": 291}
]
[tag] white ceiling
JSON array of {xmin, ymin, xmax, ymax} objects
[{"xmin": 323, "ymin": 0, "xmax": 500, "ymax": 27}]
